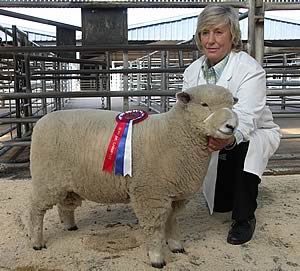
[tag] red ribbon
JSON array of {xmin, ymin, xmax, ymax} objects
[
  {"xmin": 102, "ymin": 121, "xmax": 127, "ymax": 173},
  {"xmin": 102, "ymin": 110, "xmax": 148, "ymax": 174}
]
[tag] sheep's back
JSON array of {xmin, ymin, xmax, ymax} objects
[{"xmin": 30, "ymin": 109, "xmax": 131, "ymax": 203}]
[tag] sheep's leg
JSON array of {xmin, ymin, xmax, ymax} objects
[
  {"xmin": 146, "ymin": 225, "xmax": 168, "ymax": 269},
  {"xmin": 57, "ymin": 206, "xmax": 77, "ymax": 230},
  {"xmin": 57, "ymin": 192, "xmax": 82, "ymax": 231},
  {"xmin": 132, "ymin": 196, "xmax": 172, "ymax": 269},
  {"xmin": 28, "ymin": 201, "xmax": 49, "ymax": 250},
  {"xmin": 166, "ymin": 200, "xmax": 186, "ymax": 253}
]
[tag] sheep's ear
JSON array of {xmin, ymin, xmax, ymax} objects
[
  {"xmin": 176, "ymin": 92, "xmax": 191, "ymax": 104},
  {"xmin": 233, "ymin": 97, "xmax": 238, "ymax": 104}
]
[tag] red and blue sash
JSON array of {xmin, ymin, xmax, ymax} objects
[{"xmin": 102, "ymin": 110, "xmax": 148, "ymax": 176}]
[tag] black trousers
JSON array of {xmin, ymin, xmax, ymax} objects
[{"xmin": 213, "ymin": 142, "xmax": 261, "ymax": 221}]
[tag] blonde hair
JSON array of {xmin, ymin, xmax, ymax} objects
[{"xmin": 195, "ymin": 5, "xmax": 242, "ymax": 52}]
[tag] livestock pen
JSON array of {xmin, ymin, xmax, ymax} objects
[{"xmin": 0, "ymin": 0, "xmax": 300, "ymax": 172}]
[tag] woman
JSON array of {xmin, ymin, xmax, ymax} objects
[{"xmin": 183, "ymin": 5, "xmax": 281, "ymax": 245}]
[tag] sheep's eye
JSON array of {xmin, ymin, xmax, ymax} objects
[{"xmin": 201, "ymin": 102, "xmax": 208, "ymax": 107}]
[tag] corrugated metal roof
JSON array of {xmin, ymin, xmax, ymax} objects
[{"xmin": 128, "ymin": 13, "xmax": 300, "ymax": 41}]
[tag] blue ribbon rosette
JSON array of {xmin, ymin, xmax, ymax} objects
[{"xmin": 102, "ymin": 109, "xmax": 148, "ymax": 176}]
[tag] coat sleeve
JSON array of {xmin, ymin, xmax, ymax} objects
[
  {"xmin": 183, "ymin": 67, "xmax": 191, "ymax": 91},
  {"xmin": 233, "ymin": 60, "xmax": 267, "ymax": 143},
  {"xmin": 182, "ymin": 58, "xmax": 203, "ymax": 91}
]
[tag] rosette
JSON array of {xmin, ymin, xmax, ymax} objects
[{"xmin": 102, "ymin": 110, "xmax": 148, "ymax": 176}]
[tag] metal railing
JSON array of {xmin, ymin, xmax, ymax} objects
[
  {"xmin": 1, "ymin": 43, "xmax": 300, "ymax": 125},
  {"xmin": 0, "ymin": 0, "xmax": 300, "ymax": 163}
]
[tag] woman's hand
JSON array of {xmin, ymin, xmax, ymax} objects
[{"xmin": 208, "ymin": 136, "xmax": 235, "ymax": 153}]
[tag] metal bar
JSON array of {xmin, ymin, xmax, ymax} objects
[
  {"xmin": 273, "ymin": 113, "xmax": 300, "ymax": 118},
  {"xmin": 265, "ymin": 47, "xmax": 300, "ymax": 54},
  {"xmin": 31, "ymin": 75, "xmax": 98, "ymax": 80},
  {"xmin": 31, "ymin": 67, "xmax": 186, "ymax": 75},
  {"xmin": 267, "ymin": 89, "xmax": 300, "ymax": 96},
  {"xmin": 268, "ymin": 102, "xmax": 300, "ymax": 106},
  {"xmin": 12, "ymin": 25, "xmax": 22, "ymax": 138},
  {"xmin": 267, "ymin": 82, "xmax": 300, "ymax": 86},
  {"xmin": 106, "ymin": 51, "xmax": 111, "ymax": 110},
  {"xmin": 0, "ymin": 141, "xmax": 31, "ymax": 147},
  {"xmin": 29, "ymin": 54, "xmax": 107, "ymax": 65},
  {"xmin": 255, "ymin": 0, "xmax": 265, "ymax": 65},
  {"xmin": 266, "ymin": 74, "xmax": 300, "ymax": 78},
  {"xmin": 146, "ymin": 52, "xmax": 152, "ymax": 111},
  {"xmin": 54, "ymin": 61, "xmax": 61, "ymax": 111},
  {"xmin": 1, "ymin": 91, "xmax": 300, "ymax": 103},
  {"xmin": 24, "ymin": 53, "xmax": 33, "ymax": 127},
  {"xmin": 264, "ymin": 3, "xmax": 300, "ymax": 11},
  {"xmin": 0, "ymin": 110, "xmax": 16, "ymax": 118},
  {"xmin": 0, "ymin": 90, "xmax": 178, "ymax": 100},
  {"xmin": 265, "ymin": 69, "xmax": 300, "ymax": 74},
  {"xmin": 0, "ymin": 1, "xmax": 248, "ymax": 9},
  {"xmin": 0, "ymin": 126, "xmax": 16, "ymax": 137},
  {"xmin": 40, "ymin": 56, "xmax": 47, "ymax": 115},
  {"xmin": 123, "ymin": 50, "xmax": 129, "ymax": 111},
  {"xmin": 0, "ymin": 9, "xmax": 81, "ymax": 31},
  {"xmin": 12, "ymin": 53, "xmax": 111, "ymax": 65},
  {"xmin": 160, "ymin": 50, "xmax": 167, "ymax": 112},
  {"xmin": 0, "ymin": 117, "xmax": 40, "ymax": 124},
  {"xmin": 239, "ymin": 11, "xmax": 249, "ymax": 21},
  {"xmin": 280, "ymin": 54, "xmax": 287, "ymax": 110},
  {"xmin": 280, "ymin": 134, "xmax": 300, "ymax": 139},
  {"xmin": 0, "ymin": 44, "xmax": 198, "ymax": 53},
  {"xmin": 0, "ymin": 24, "xmax": 13, "ymax": 38},
  {"xmin": 271, "ymin": 153, "xmax": 300, "ymax": 160},
  {"xmin": 248, "ymin": 0, "xmax": 256, "ymax": 58},
  {"xmin": 0, "ymin": 75, "xmax": 14, "ymax": 80},
  {"xmin": 1, "ymin": 88, "xmax": 300, "ymax": 100},
  {"xmin": 0, "ymin": 161, "xmax": 30, "ymax": 167}
]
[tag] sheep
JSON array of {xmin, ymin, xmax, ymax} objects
[{"xmin": 28, "ymin": 84, "xmax": 238, "ymax": 268}]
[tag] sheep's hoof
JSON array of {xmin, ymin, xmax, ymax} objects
[
  {"xmin": 67, "ymin": 225, "xmax": 78, "ymax": 231},
  {"xmin": 33, "ymin": 244, "xmax": 47, "ymax": 250},
  {"xmin": 171, "ymin": 248, "xmax": 185, "ymax": 253},
  {"xmin": 167, "ymin": 239, "xmax": 185, "ymax": 253},
  {"xmin": 151, "ymin": 261, "xmax": 166, "ymax": 269}
]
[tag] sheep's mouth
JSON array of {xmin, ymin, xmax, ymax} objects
[{"xmin": 217, "ymin": 129, "xmax": 234, "ymax": 136}]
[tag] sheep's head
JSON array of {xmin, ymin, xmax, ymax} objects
[{"xmin": 176, "ymin": 84, "xmax": 238, "ymax": 139}]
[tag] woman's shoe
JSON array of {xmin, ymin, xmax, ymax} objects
[{"xmin": 227, "ymin": 217, "xmax": 256, "ymax": 245}]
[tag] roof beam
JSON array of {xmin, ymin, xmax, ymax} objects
[
  {"xmin": 0, "ymin": 8, "xmax": 81, "ymax": 31},
  {"xmin": 264, "ymin": 3, "xmax": 300, "ymax": 11},
  {"xmin": 0, "ymin": 0, "xmax": 247, "ymax": 9}
]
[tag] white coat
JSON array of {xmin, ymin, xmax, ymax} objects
[{"xmin": 183, "ymin": 51, "xmax": 281, "ymax": 213}]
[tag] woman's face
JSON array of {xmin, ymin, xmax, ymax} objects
[{"xmin": 199, "ymin": 24, "xmax": 232, "ymax": 65}]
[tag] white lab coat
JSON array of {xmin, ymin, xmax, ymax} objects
[{"xmin": 183, "ymin": 51, "xmax": 281, "ymax": 214}]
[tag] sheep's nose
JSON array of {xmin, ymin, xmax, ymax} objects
[{"xmin": 226, "ymin": 124, "xmax": 235, "ymax": 132}]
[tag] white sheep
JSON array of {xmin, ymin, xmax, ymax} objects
[{"xmin": 28, "ymin": 84, "xmax": 238, "ymax": 268}]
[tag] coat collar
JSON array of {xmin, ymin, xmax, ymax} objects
[{"xmin": 197, "ymin": 51, "xmax": 236, "ymax": 87}]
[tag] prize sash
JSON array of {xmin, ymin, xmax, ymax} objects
[{"xmin": 102, "ymin": 109, "xmax": 148, "ymax": 176}]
